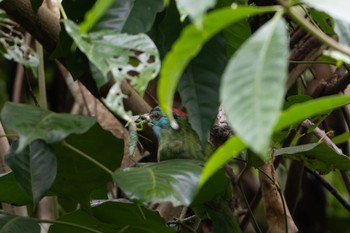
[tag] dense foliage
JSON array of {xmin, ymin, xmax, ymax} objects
[{"xmin": 1, "ymin": 0, "xmax": 350, "ymax": 232}]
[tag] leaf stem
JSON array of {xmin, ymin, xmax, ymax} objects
[
  {"xmin": 0, "ymin": 134, "xmax": 18, "ymax": 139},
  {"xmin": 58, "ymin": 0, "xmax": 68, "ymax": 20},
  {"xmin": 284, "ymin": 4, "xmax": 350, "ymax": 57},
  {"xmin": 289, "ymin": 60, "xmax": 336, "ymax": 65},
  {"xmin": 61, "ymin": 141, "xmax": 114, "ymax": 176},
  {"xmin": 36, "ymin": 41, "xmax": 47, "ymax": 109}
]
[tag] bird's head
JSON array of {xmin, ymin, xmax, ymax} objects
[{"xmin": 141, "ymin": 106, "xmax": 187, "ymax": 139}]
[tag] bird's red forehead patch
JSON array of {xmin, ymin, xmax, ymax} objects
[{"xmin": 172, "ymin": 108, "xmax": 187, "ymax": 117}]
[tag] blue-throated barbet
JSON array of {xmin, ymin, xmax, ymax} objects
[{"xmin": 142, "ymin": 106, "xmax": 211, "ymax": 161}]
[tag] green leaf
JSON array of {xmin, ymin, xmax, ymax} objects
[
  {"xmin": 333, "ymin": 132, "xmax": 350, "ymax": 145},
  {"xmin": 79, "ymin": 0, "xmax": 115, "ymax": 32},
  {"xmin": 191, "ymin": 168, "xmax": 229, "ymax": 206},
  {"xmin": 200, "ymin": 95, "xmax": 350, "ymax": 187},
  {"xmin": 276, "ymin": 143, "xmax": 350, "ymax": 174},
  {"xmin": 114, "ymin": 159, "xmax": 203, "ymax": 206},
  {"xmin": 308, "ymin": 9, "xmax": 335, "ymax": 35},
  {"xmin": 302, "ymin": 0, "xmax": 350, "ymax": 24},
  {"xmin": 0, "ymin": 102, "xmax": 96, "ymax": 152},
  {"xmin": 221, "ymin": 14, "xmax": 289, "ymax": 157},
  {"xmin": 334, "ymin": 19, "xmax": 350, "ymax": 47},
  {"xmin": 5, "ymin": 140, "xmax": 56, "ymax": 205},
  {"xmin": 122, "ymin": 0, "xmax": 164, "ymax": 34},
  {"xmin": 175, "ymin": 0, "xmax": 217, "ymax": 28},
  {"xmin": 178, "ymin": 35, "xmax": 226, "ymax": 144},
  {"xmin": 216, "ymin": 0, "xmax": 252, "ymax": 56},
  {"xmin": 0, "ymin": 172, "xmax": 32, "ymax": 206},
  {"xmin": 222, "ymin": 19, "xmax": 252, "ymax": 57},
  {"xmin": 199, "ymin": 136, "xmax": 246, "ymax": 187},
  {"xmin": 92, "ymin": 201, "xmax": 175, "ymax": 233},
  {"xmin": 51, "ymin": 124, "xmax": 124, "ymax": 210},
  {"xmin": 201, "ymin": 198, "xmax": 242, "ymax": 233},
  {"xmin": 91, "ymin": 0, "xmax": 164, "ymax": 34},
  {"xmin": 91, "ymin": 0, "xmax": 134, "ymax": 32},
  {"xmin": 0, "ymin": 213, "xmax": 40, "ymax": 233},
  {"xmin": 63, "ymin": 20, "xmax": 160, "ymax": 119},
  {"xmin": 50, "ymin": 201, "xmax": 175, "ymax": 233},
  {"xmin": 62, "ymin": 0, "xmax": 96, "ymax": 24},
  {"xmin": 158, "ymin": 5, "xmax": 278, "ymax": 126},
  {"xmin": 274, "ymin": 95, "xmax": 350, "ymax": 131},
  {"xmin": 155, "ymin": 0, "xmax": 183, "ymax": 58},
  {"xmin": 48, "ymin": 209, "xmax": 120, "ymax": 233}
]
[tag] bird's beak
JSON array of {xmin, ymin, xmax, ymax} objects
[{"xmin": 140, "ymin": 113, "xmax": 154, "ymax": 126}]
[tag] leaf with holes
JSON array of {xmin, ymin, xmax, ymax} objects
[
  {"xmin": 64, "ymin": 19, "xmax": 160, "ymax": 120},
  {"xmin": 113, "ymin": 159, "xmax": 203, "ymax": 206},
  {"xmin": 0, "ymin": 12, "xmax": 39, "ymax": 77},
  {"xmin": 221, "ymin": 14, "xmax": 289, "ymax": 157},
  {"xmin": 5, "ymin": 140, "xmax": 56, "ymax": 205},
  {"xmin": 0, "ymin": 102, "xmax": 96, "ymax": 152}
]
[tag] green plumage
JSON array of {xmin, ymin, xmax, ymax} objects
[{"xmin": 145, "ymin": 107, "xmax": 211, "ymax": 161}]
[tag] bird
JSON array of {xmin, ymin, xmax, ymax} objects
[
  {"xmin": 142, "ymin": 106, "xmax": 210, "ymax": 161},
  {"xmin": 141, "ymin": 106, "xmax": 240, "ymax": 233}
]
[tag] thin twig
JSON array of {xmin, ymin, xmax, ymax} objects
[
  {"xmin": 306, "ymin": 169, "xmax": 350, "ymax": 212},
  {"xmin": 301, "ymin": 119, "xmax": 343, "ymax": 154}
]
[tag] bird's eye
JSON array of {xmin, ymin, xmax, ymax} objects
[{"xmin": 151, "ymin": 111, "xmax": 161, "ymax": 121}]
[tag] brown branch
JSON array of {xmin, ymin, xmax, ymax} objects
[
  {"xmin": 301, "ymin": 119, "xmax": 342, "ymax": 154},
  {"xmin": 0, "ymin": 0, "xmax": 60, "ymax": 53}
]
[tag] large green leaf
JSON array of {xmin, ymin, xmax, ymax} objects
[
  {"xmin": 79, "ymin": 0, "xmax": 115, "ymax": 32},
  {"xmin": 92, "ymin": 201, "xmax": 175, "ymax": 233},
  {"xmin": 274, "ymin": 95, "xmax": 350, "ymax": 131},
  {"xmin": 0, "ymin": 213, "xmax": 40, "ymax": 233},
  {"xmin": 49, "ymin": 201, "xmax": 175, "ymax": 233},
  {"xmin": 302, "ymin": 0, "xmax": 350, "ymax": 24},
  {"xmin": 155, "ymin": 0, "xmax": 182, "ymax": 57},
  {"xmin": 175, "ymin": 0, "xmax": 217, "ymax": 28},
  {"xmin": 200, "ymin": 95, "xmax": 350, "ymax": 187},
  {"xmin": 0, "ymin": 102, "xmax": 95, "ymax": 152},
  {"xmin": 5, "ymin": 140, "xmax": 56, "ymax": 205},
  {"xmin": 48, "ymin": 209, "xmax": 119, "ymax": 233},
  {"xmin": 90, "ymin": 0, "xmax": 134, "ymax": 32},
  {"xmin": 216, "ymin": 0, "xmax": 252, "ymax": 56},
  {"xmin": 334, "ymin": 19, "xmax": 350, "ymax": 47},
  {"xmin": 308, "ymin": 9, "xmax": 335, "ymax": 35},
  {"xmin": 0, "ymin": 172, "xmax": 32, "ymax": 206},
  {"xmin": 122, "ymin": 0, "xmax": 164, "ymax": 34},
  {"xmin": 113, "ymin": 159, "xmax": 203, "ymax": 206},
  {"xmin": 178, "ymin": 35, "xmax": 226, "ymax": 144},
  {"xmin": 199, "ymin": 136, "xmax": 246, "ymax": 187},
  {"xmin": 91, "ymin": 0, "xmax": 164, "ymax": 34},
  {"xmin": 276, "ymin": 143, "xmax": 350, "ymax": 174},
  {"xmin": 221, "ymin": 14, "xmax": 288, "ymax": 157},
  {"xmin": 158, "ymin": 5, "xmax": 278, "ymax": 126},
  {"xmin": 200, "ymin": 197, "xmax": 242, "ymax": 233},
  {"xmin": 51, "ymin": 124, "xmax": 124, "ymax": 210},
  {"xmin": 64, "ymin": 20, "xmax": 160, "ymax": 119}
]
